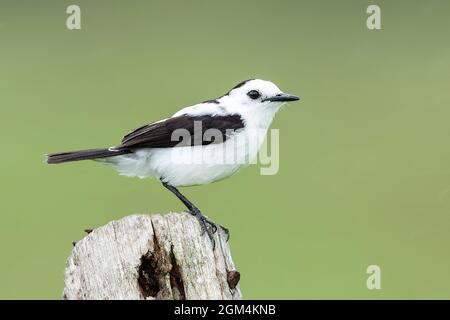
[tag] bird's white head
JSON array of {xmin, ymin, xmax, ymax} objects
[
  {"xmin": 221, "ymin": 79, "xmax": 299, "ymax": 107},
  {"xmin": 218, "ymin": 79, "xmax": 300, "ymax": 125}
]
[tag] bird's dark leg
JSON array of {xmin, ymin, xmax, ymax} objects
[{"xmin": 162, "ymin": 181, "xmax": 230, "ymax": 247}]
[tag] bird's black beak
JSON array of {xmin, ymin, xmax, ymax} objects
[{"xmin": 263, "ymin": 93, "xmax": 300, "ymax": 102}]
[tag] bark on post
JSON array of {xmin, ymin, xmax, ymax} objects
[{"xmin": 63, "ymin": 212, "xmax": 242, "ymax": 300}]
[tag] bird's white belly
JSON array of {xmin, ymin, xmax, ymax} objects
[{"xmin": 104, "ymin": 129, "xmax": 265, "ymax": 187}]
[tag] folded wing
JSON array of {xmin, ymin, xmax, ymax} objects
[{"xmin": 119, "ymin": 114, "xmax": 244, "ymax": 149}]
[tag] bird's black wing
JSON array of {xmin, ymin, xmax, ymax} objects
[{"xmin": 118, "ymin": 114, "xmax": 244, "ymax": 149}]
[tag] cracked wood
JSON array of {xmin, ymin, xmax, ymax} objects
[{"xmin": 63, "ymin": 213, "xmax": 242, "ymax": 300}]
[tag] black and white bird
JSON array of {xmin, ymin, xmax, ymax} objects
[{"xmin": 47, "ymin": 79, "xmax": 299, "ymax": 247}]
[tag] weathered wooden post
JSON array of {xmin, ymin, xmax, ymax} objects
[{"xmin": 63, "ymin": 212, "xmax": 242, "ymax": 300}]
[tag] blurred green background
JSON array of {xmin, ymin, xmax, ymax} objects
[{"xmin": 1, "ymin": 0, "xmax": 450, "ymax": 299}]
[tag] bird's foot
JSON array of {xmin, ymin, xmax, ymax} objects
[
  {"xmin": 188, "ymin": 209, "xmax": 230, "ymax": 248},
  {"xmin": 191, "ymin": 208, "xmax": 216, "ymax": 248},
  {"xmin": 201, "ymin": 215, "xmax": 230, "ymax": 242},
  {"xmin": 204, "ymin": 217, "xmax": 230, "ymax": 241}
]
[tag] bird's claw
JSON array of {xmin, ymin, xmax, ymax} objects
[
  {"xmin": 220, "ymin": 225, "xmax": 230, "ymax": 242},
  {"xmin": 199, "ymin": 216, "xmax": 216, "ymax": 249},
  {"xmin": 188, "ymin": 209, "xmax": 232, "ymax": 249}
]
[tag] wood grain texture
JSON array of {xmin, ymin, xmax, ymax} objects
[{"xmin": 63, "ymin": 213, "xmax": 242, "ymax": 300}]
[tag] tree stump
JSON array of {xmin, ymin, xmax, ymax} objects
[{"xmin": 63, "ymin": 212, "xmax": 242, "ymax": 300}]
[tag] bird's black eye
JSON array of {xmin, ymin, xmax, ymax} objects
[{"xmin": 247, "ymin": 90, "xmax": 261, "ymax": 100}]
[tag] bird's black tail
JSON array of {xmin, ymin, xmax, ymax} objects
[{"xmin": 46, "ymin": 148, "xmax": 130, "ymax": 164}]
